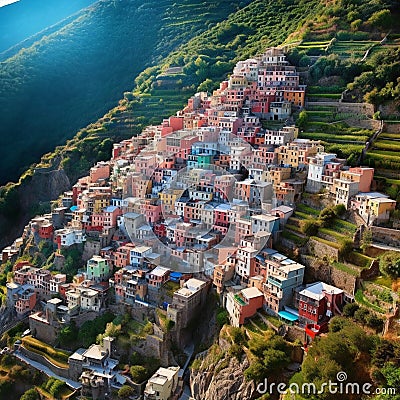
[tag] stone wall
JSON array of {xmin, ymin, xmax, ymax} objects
[
  {"xmin": 302, "ymin": 256, "xmax": 357, "ymax": 295},
  {"xmin": 371, "ymin": 226, "xmax": 400, "ymax": 247},
  {"xmin": 280, "ymin": 237, "xmax": 298, "ymax": 250},
  {"xmin": 338, "ymin": 102, "xmax": 375, "ymax": 116},
  {"xmin": 307, "ymin": 238, "xmax": 339, "ymax": 262},
  {"xmin": 383, "ymin": 122, "xmax": 400, "ymax": 133},
  {"xmin": 83, "ymin": 240, "xmax": 102, "ymax": 262},
  {"xmin": 19, "ymin": 345, "xmax": 70, "ymax": 379},
  {"xmin": 345, "ymin": 117, "xmax": 381, "ymax": 130},
  {"xmin": 285, "ymin": 325, "xmax": 305, "ymax": 344},
  {"xmin": 29, "ymin": 318, "xmax": 58, "ymax": 345},
  {"xmin": 360, "ymin": 260, "xmax": 380, "ymax": 281}
]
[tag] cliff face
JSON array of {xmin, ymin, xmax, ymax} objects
[
  {"xmin": 190, "ymin": 332, "xmax": 256, "ymax": 400},
  {"xmin": 0, "ymin": 168, "xmax": 70, "ymax": 249}
]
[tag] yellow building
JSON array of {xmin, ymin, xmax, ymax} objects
[
  {"xmin": 158, "ymin": 189, "xmax": 182, "ymax": 215},
  {"xmin": 144, "ymin": 366, "xmax": 180, "ymax": 400}
]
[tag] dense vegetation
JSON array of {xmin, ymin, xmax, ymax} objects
[
  {"xmin": 0, "ymin": 0, "xmax": 247, "ymax": 184},
  {"xmin": 290, "ymin": 318, "xmax": 399, "ymax": 400}
]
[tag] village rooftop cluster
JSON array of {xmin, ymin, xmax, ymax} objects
[{"xmin": 1, "ymin": 48, "xmax": 397, "ymax": 399}]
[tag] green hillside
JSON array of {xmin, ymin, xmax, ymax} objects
[
  {"xmin": 0, "ymin": 0, "xmax": 247, "ymax": 184},
  {"xmin": 0, "ymin": 0, "xmax": 399, "ymax": 247}
]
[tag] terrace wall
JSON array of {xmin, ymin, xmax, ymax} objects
[
  {"xmin": 302, "ymin": 256, "xmax": 357, "ymax": 295},
  {"xmin": 338, "ymin": 102, "xmax": 374, "ymax": 116},
  {"xmin": 19, "ymin": 345, "xmax": 70, "ymax": 379},
  {"xmin": 307, "ymin": 237, "xmax": 339, "ymax": 261},
  {"xmin": 383, "ymin": 122, "xmax": 400, "ymax": 133},
  {"xmin": 371, "ymin": 226, "xmax": 400, "ymax": 247}
]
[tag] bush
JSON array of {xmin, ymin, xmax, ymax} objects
[
  {"xmin": 379, "ymin": 251, "xmax": 400, "ymax": 278},
  {"xmin": 118, "ymin": 385, "xmax": 134, "ymax": 399},
  {"xmin": 354, "ymin": 308, "xmax": 370, "ymax": 325},
  {"xmin": 230, "ymin": 327, "xmax": 246, "ymax": 346},
  {"xmin": 20, "ymin": 389, "xmax": 39, "ymax": 400},
  {"xmin": 342, "ymin": 303, "xmax": 359, "ymax": 317},
  {"xmin": 366, "ymin": 314, "xmax": 384, "ymax": 332},
  {"xmin": 130, "ymin": 365, "xmax": 148, "ymax": 383},
  {"xmin": 216, "ymin": 308, "xmax": 229, "ymax": 327},
  {"xmin": 333, "ymin": 204, "xmax": 346, "ymax": 218},
  {"xmin": 300, "ymin": 219, "xmax": 320, "ymax": 236}
]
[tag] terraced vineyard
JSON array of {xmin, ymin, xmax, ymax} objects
[
  {"xmin": 366, "ymin": 131, "xmax": 400, "ymax": 183},
  {"xmin": 297, "ymin": 40, "xmax": 331, "ymax": 55},
  {"xmin": 283, "ymin": 203, "xmax": 373, "ymax": 275},
  {"xmin": 329, "ymin": 39, "xmax": 380, "ymax": 59},
  {"xmin": 298, "ymin": 107, "xmax": 374, "ymax": 162}
]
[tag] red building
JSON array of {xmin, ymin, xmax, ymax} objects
[
  {"xmin": 226, "ymin": 287, "xmax": 264, "ymax": 326},
  {"xmin": 296, "ymin": 282, "xmax": 344, "ymax": 340}
]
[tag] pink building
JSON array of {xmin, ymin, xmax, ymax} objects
[
  {"xmin": 15, "ymin": 285, "xmax": 37, "ymax": 317},
  {"xmin": 114, "ymin": 243, "xmax": 135, "ymax": 269},
  {"xmin": 103, "ymin": 205, "xmax": 122, "ymax": 229},
  {"xmin": 142, "ymin": 199, "xmax": 162, "ymax": 225},
  {"xmin": 146, "ymin": 266, "xmax": 170, "ymax": 289},
  {"xmin": 213, "ymin": 205, "xmax": 230, "ymax": 235},
  {"xmin": 90, "ymin": 162, "xmax": 110, "ymax": 183},
  {"xmin": 348, "ymin": 167, "xmax": 374, "ymax": 192}
]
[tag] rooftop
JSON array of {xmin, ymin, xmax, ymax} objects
[
  {"xmin": 242, "ymin": 286, "xmax": 263, "ymax": 300},
  {"xmin": 300, "ymin": 282, "xmax": 343, "ymax": 301},
  {"xmin": 149, "ymin": 266, "xmax": 170, "ymax": 277},
  {"xmin": 83, "ymin": 344, "xmax": 108, "ymax": 361}
]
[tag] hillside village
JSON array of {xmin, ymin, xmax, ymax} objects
[{"xmin": 1, "ymin": 47, "xmax": 399, "ymax": 399}]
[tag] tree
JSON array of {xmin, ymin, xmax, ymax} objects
[
  {"xmin": 58, "ymin": 322, "xmax": 78, "ymax": 347},
  {"xmin": 342, "ymin": 303, "xmax": 359, "ymax": 317},
  {"xmin": 300, "ymin": 219, "xmax": 320, "ymax": 236},
  {"xmin": 366, "ymin": 314, "xmax": 384, "ymax": 332},
  {"xmin": 367, "ymin": 9, "xmax": 392, "ymax": 30},
  {"xmin": 297, "ymin": 110, "xmax": 308, "ymax": 130},
  {"xmin": 263, "ymin": 348, "xmax": 289, "ymax": 372},
  {"xmin": 333, "ymin": 204, "xmax": 346, "ymax": 218},
  {"xmin": 379, "ymin": 252, "xmax": 400, "ymax": 278},
  {"xmin": 118, "ymin": 385, "xmax": 134, "ymax": 399},
  {"xmin": 354, "ymin": 308, "xmax": 370, "ymax": 325},
  {"xmin": 197, "ymin": 78, "xmax": 215, "ymax": 93},
  {"xmin": 319, "ymin": 206, "xmax": 336, "ymax": 223},
  {"xmin": 130, "ymin": 365, "xmax": 148, "ymax": 383},
  {"xmin": 360, "ymin": 228, "xmax": 372, "ymax": 254},
  {"xmin": 339, "ymin": 239, "xmax": 354, "ymax": 261},
  {"xmin": 20, "ymin": 389, "xmax": 39, "ymax": 400},
  {"xmin": 216, "ymin": 308, "xmax": 229, "ymax": 327},
  {"xmin": 244, "ymin": 360, "xmax": 267, "ymax": 382}
]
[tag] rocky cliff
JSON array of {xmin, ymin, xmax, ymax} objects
[
  {"xmin": 190, "ymin": 328, "xmax": 256, "ymax": 400},
  {"xmin": 0, "ymin": 167, "xmax": 70, "ymax": 249}
]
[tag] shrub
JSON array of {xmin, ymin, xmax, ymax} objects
[
  {"xmin": 130, "ymin": 365, "xmax": 148, "ymax": 383},
  {"xmin": 216, "ymin": 308, "xmax": 229, "ymax": 327},
  {"xmin": 342, "ymin": 303, "xmax": 359, "ymax": 317},
  {"xmin": 354, "ymin": 308, "xmax": 370, "ymax": 325},
  {"xmin": 379, "ymin": 251, "xmax": 400, "ymax": 278},
  {"xmin": 300, "ymin": 219, "xmax": 320, "ymax": 236},
  {"xmin": 118, "ymin": 385, "xmax": 135, "ymax": 399},
  {"xmin": 230, "ymin": 327, "xmax": 246, "ymax": 346},
  {"xmin": 20, "ymin": 389, "xmax": 39, "ymax": 400}
]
